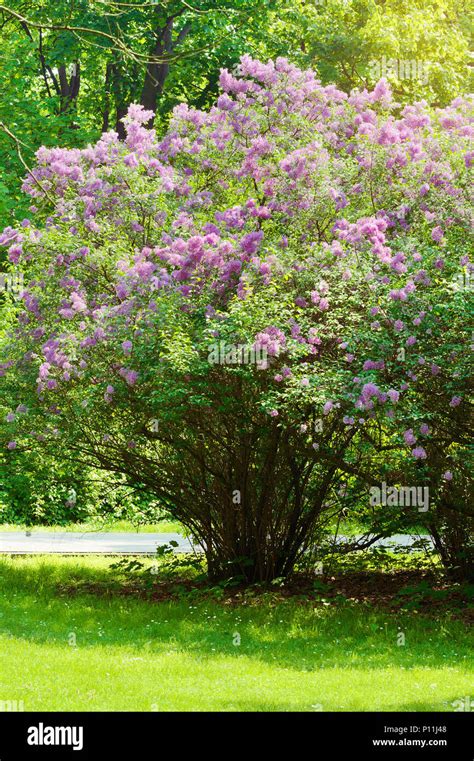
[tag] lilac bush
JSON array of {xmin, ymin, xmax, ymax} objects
[{"xmin": 1, "ymin": 57, "xmax": 472, "ymax": 580}]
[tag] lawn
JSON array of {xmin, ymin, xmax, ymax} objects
[
  {"xmin": 0, "ymin": 518, "xmax": 429, "ymax": 536},
  {"xmin": 0, "ymin": 556, "xmax": 471, "ymax": 712},
  {"xmin": 0, "ymin": 519, "xmax": 183, "ymax": 534}
]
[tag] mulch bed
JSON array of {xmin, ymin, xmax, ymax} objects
[{"xmin": 56, "ymin": 568, "xmax": 474, "ymax": 622}]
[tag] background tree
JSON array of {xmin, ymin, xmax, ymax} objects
[
  {"xmin": 267, "ymin": 0, "xmax": 473, "ymax": 103},
  {"xmin": 0, "ymin": 0, "xmax": 272, "ymax": 227}
]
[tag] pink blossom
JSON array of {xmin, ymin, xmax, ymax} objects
[
  {"xmin": 125, "ymin": 370, "xmax": 138, "ymax": 386},
  {"xmin": 411, "ymin": 446, "xmax": 427, "ymax": 459},
  {"xmin": 404, "ymin": 429, "xmax": 417, "ymax": 445}
]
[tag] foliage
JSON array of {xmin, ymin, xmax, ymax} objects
[
  {"xmin": 0, "ymin": 442, "xmax": 157, "ymax": 525},
  {"xmin": 268, "ymin": 0, "xmax": 473, "ymax": 104}
]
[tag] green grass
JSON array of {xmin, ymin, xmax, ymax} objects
[
  {"xmin": 0, "ymin": 519, "xmax": 183, "ymax": 534},
  {"xmin": 341, "ymin": 522, "xmax": 429, "ymax": 536},
  {"xmin": 0, "ymin": 556, "xmax": 471, "ymax": 712},
  {"xmin": 0, "ymin": 518, "xmax": 429, "ymax": 536},
  {"xmin": 327, "ymin": 519, "xmax": 429, "ymax": 537}
]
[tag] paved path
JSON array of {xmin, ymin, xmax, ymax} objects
[{"xmin": 0, "ymin": 531, "xmax": 431, "ymax": 555}]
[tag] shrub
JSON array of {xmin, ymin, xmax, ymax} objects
[{"xmin": 1, "ymin": 57, "xmax": 472, "ymax": 580}]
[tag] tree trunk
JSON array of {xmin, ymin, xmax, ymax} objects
[
  {"xmin": 107, "ymin": 61, "xmax": 128, "ymax": 140},
  {"xmin": 429, "ymin": 502, "xmax": 474, "ymax": 582},
  {"xmin": 140, "ymin": 18, "xmax": 173, "ymax": 123},
  {"xmin": 198, "ymin": 473, "xmax": 326, "ymax": 584},
  {"xmin": 58, "ymin": 62, "xmax": 81, "ymax": 116},
  {"xmin": 102, "ymin": 63, "xmax": 113, "ymax": 133},
  {"xmin": 140, "ymin": 16, "xmax": 191, "ymax": 125}
]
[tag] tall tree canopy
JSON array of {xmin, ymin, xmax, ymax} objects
[{"xmin": 0, "ymin": 0, "xmax": 471, "ymax": 228}]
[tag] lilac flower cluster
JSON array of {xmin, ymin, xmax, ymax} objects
[{"xmin": 1, "ymin": 56, "xmax": 471, "ymax": 476}]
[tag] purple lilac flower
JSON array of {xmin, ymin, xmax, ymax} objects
[{"xmin": 412, "ymin": 446, "xmax": 427, "ymax": 459}]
